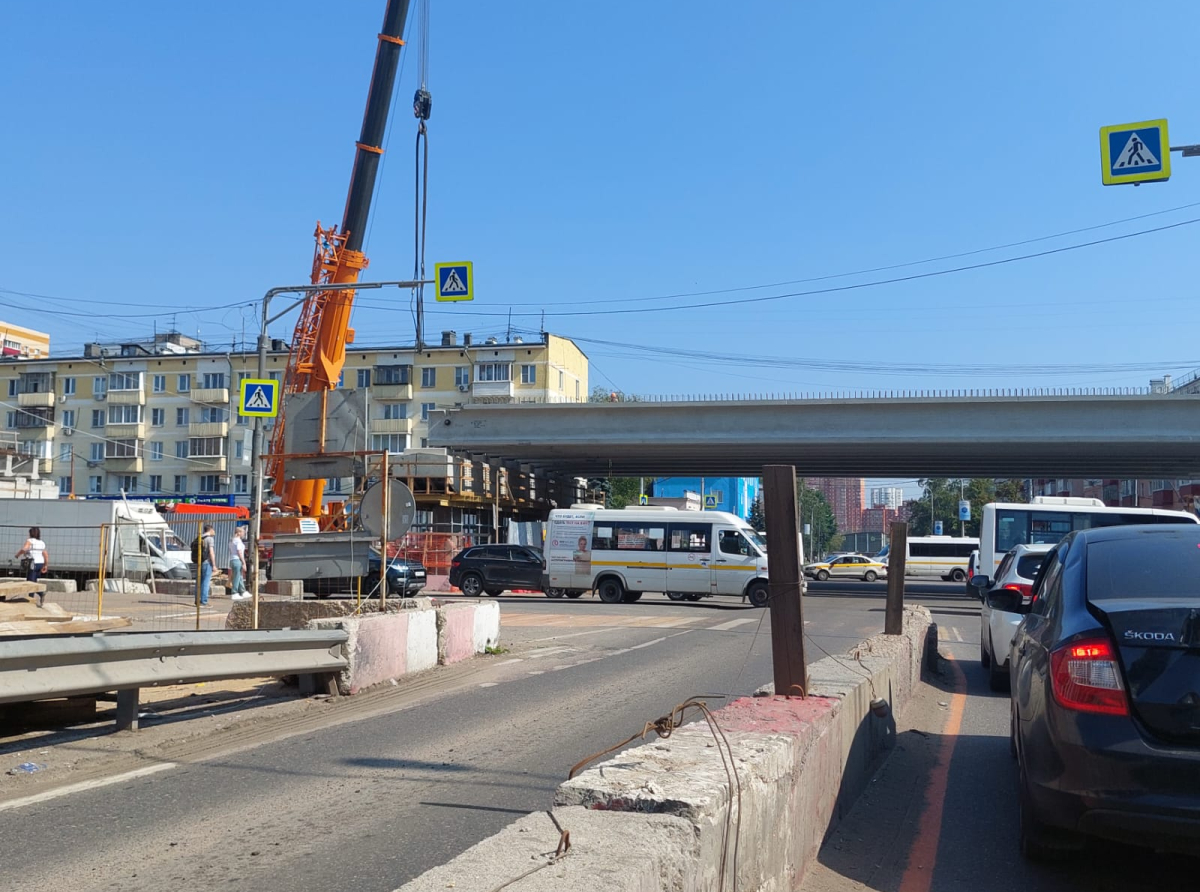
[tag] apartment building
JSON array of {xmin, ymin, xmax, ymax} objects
[
  {"xmin": 804, "ymin": 477, "xmax": 865, "ymax": 533},
  {"xmin": 0, "ymin": 321, "xmax": 49, "ymax": 359},
  {"xmin": 0, "ymin": 329, "xmax": 588, "ymax": 502}
]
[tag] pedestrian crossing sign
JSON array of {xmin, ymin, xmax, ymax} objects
[
  {"xmin": 239, "ymin": 379, "xmax": 279, "ymax": 418},
  {"xmin": 704, "ymin": 494, "xmax": 718, "ymax": 509},
  {"xmin": 435, "ymin": 262, "xmax": 473, "ymax": 302},
  {"xmin": 638, "ymin": 494, "xmax": 649, "ymax": 506},
  {"xmin": 1100, "ymin": 119, "xmax": 1170, "ymax": 185}
]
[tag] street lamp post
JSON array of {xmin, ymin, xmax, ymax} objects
[{"xmin": 248, "ymin": 280, "xmax": 429, "ymax": 629}]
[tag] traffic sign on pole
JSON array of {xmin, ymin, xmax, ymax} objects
[
  {"xmin": 704, "ymin": 494, "xmax": 718, "ymax": 509},
  {"xmin": 435, "ymin": 262, "xmax": 473, "ymax": 302},
  {"xmin": 1100, "ymin": 119, "xmax": 1170, "ymax": 185},
  {"xmin": 239, "ymin": 379, "xmax": 279, "ymax": 418},
  {"xmin": 958, "ymin": 500, "xmax": 971, "ymax": 522}
]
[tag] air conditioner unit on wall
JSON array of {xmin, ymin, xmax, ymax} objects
[
  {"xmin": 62, "ymin": 427, "xmax": 74, "ymax": 436},
  {"xmin": 218, "ymin": 474, "xmax": 231, "ymax": 484},
  {"xmin": 457, "ymin": 384, "xmax": 469, "ymax": 393}
]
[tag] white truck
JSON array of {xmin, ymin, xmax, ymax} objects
[{"xmin": 0, "ymin": 498, "xmax": 192, "ymax": 582}]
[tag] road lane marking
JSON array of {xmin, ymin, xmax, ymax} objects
[
  {"xmin": 897, "ymin": 653, "xmax": 967, "ymax": 892},
  {"xmin": 0, "ymin": 762, "xmax": 178, "ymax": 813},
  {"xmin": 952, "ymin": 626, "xmax": 963, "ymax": 642},
  {"xmin": 709, "ymin": 617, "xmax": 759, "ymax": 632},
  {"xmin": 526, "ymin": 646, "xmax": 576, "ymax": 660}
]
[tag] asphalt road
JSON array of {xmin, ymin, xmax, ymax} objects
[{"xmin": 3, "ymin": 580, "xmax": 1097, "ymax": 892}]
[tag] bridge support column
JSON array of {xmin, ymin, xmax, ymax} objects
[{"xmin": 762, "ymin": 465, "xmax": 807, "ymax": 696}]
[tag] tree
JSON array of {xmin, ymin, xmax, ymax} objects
[
  {"xmin": 796, "ymin": 483, "xmax": 838, "ymax": 558},
  {"xmin": 906, "ymin": 478, "xmax": 1028, "ymax": 537},
  {"xmin": 747, "ymin": 495, "xmax": 765, "ymax": 531}
]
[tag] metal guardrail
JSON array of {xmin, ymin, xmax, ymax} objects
[{"xmin": 0, "ymin": 629, "xmax": 348, "ymax": 706}]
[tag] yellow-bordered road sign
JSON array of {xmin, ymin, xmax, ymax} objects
[
  {"xmin": 239, "ymin": 378, "xmax": 279, "ymax": 417},
  {"xmin": 435, "ymin": 262, "xmax": 473, "ymax": 302},
  {"xmin": 1100, "ymin": 119, "xmax": 1170, "ymax": 185}
]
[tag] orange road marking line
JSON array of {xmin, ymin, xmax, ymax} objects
[{"xmin": 897, "ymin": 652, "xmax": 967, "ymax": 892}]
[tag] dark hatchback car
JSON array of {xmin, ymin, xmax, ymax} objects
[
  {"xmin": 307, "ymin": 553, "xmax": 427, "ymax": 599},
  {"xmin": 449, "ymin": 544, "xmax": 544, "ymax": 597},
  {"xmin": 1009, "ymin": 525, "xmax": 1200, "ymax": 859}
]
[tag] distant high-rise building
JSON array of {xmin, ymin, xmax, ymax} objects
[
  {"xmin": 870, "ymin": 486, "xmax": 904, "ymax": 510},
  {"xmin": 804, "ymin": 477, "xmax": 865, "ymax": 532}
]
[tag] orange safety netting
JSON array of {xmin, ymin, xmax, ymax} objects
[{"xmin": 385, "ymin": 531, "xmax": 488, "ymax": 575}]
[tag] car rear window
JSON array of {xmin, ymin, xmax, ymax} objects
[
  {"xmin": 1086, "ymin": 535, "xmax": 1200, "ymax": 601},
  {"xmin": 1015, "ymin": 554, "xmax": 1046, "ymax": 580}
]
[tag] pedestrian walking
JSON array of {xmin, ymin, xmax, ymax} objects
[
  {"xmin": 199, "ymin": 523, "xmax": 216, "ymax": 606},
  {"xmin": 228, "ymin": 526, "xmax": 249, "ymax": 601},
  {"xmin": 15, "ymin": 526, "xmax": 48, "ymax": 605}
]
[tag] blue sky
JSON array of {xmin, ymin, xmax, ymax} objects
[{"xmin": 2, "ymin": 0, "xmax": 1198, "ymax": 415}]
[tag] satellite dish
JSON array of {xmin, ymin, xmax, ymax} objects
[{"xmin": 359, "ymin": 480, "xmax": 417, "ymax": 540}]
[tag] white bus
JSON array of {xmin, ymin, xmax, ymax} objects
[
  {"xmin": 979, "ymin": 496, "xmax": 1199, "ymax": 574},
  {"xmin": 902, "ymin": 536, "xmax": 979, "ymax": 581},
  {"xmin": 543, "ymin": 505, "xmax": 775, "ymax": 607}
]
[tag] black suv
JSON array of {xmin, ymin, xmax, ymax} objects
[{"xmin": 449, "ymin": 545, "xmax": 544, "ymax": 597}]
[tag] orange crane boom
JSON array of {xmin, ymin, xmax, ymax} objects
[{"xmin": 268, "ymin": 0, "xmax": 413, "ymax": 517}]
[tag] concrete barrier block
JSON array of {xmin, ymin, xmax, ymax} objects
[
  {"xmin": 406, "ymin": 608, "xmax": 438, "ymax": 673},
  {"xmin": 395, "ymin": 806, "xmax": 701, "ymax": 892},
  {"xmin": 436, "ymin": 603, "xmax": 478, "ymax": 665},
  {"xmin": 40, "ymin": 578, "xmax": 77, "ymax": 594},
  {"xmin": 472, "ymin": 599, "xmax": 500, "ymax": 650},
  {"xmin": 85, "ymin": 579, "xmax": 152, "ymax": 594},
  {"xmin": 262, "ymin": 579, "xmax": 303, "ymax": 597},
  {"xmin": 309, "ymin": 606, "xmax": 440, "ymax": 694}
]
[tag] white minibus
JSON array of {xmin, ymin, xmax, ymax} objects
[
  {"xmin": 979, "ymin": 496, "xmax": 1199, "ymax": 574},
  {"xmin": 543, "ymin": 505, "xmax": 776, "ymax": 606},
  {"xmin": 902, "ymin": 536, "xmax": 979, "ymax": 581}
]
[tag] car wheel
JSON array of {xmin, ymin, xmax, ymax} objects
[
  {"xmin": 747, "ymin": 581, "xmax": 769, "ymax": 608},
  {"xmin": 545, "ymin": 588, "xmax": 566, "ymax": 599},
  {"xmin": 622, "ymin": 591, "xmax": 643, "ymax": 603},
  {"xmin": 987, "ymin": 634, "xmax": 1010, "ymax": 692},
  {"xmin": 816, "ymin": 570, "xmax": 829, "ymax": 581},
  {"xmin": 980, "ymin": 635, "xmax": 991, "ymax": 669},
  {"xmin": 597, "ymin": 577, "xmax": 625, "ymax": 604},
  {"xmin": 459, "ymin": 572, "xmax": 484, "ymax": 597},
  {"xmin": 1019, "ymin": 761, "xmax": 1081, "ymax": 861},
  {"xmin": 686, "ymin": 593, "xmax": 704, "ymax": 602},
  {"xmin": 1010, "ymin": 697, "xmax": 1019, "ymax": 761},
  {"xmin": 950, "ymin": 568, "xmax": 966, "ymax": 583},
  {"xmin": 484, "ymin": 588, "xmax": 504, "ymax": 597},
  {"xmin": 565, "ymin": 590, "xmax": 584, "ymax": 599},
  {"xmin": 667, "ymin": 591, "xmax": 688, "ymax": 601},
  {"xmin": 863, "ymin": 570, "xmax": 877, "ymax": 582}
]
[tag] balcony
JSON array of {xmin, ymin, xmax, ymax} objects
[
  {"xmin": 17, "ymin": 392, "xmax": 55, "ymax": 408},
  {"xmin": 106, "ymin": 422, "xmax": 146, "ymax": 439},
  {"xmin": 371, "ymin": 417, "xmax": 414, "ymax": 434},
  {"xmin": 188, "ymin": 455, "xmax": 227, "ymax": 472},
  {"xmin": 192, "ymin": 387, "xmax": 230, "ymax": 404},
  {"xmin": 105, "ymin": 456, "xmax": 144, "ymax": 473},
  {"xmin": 107, "ymin": 389, "xmax": 145, "ymax": 406},
  {"xmin": 471, "ymin": 380, "xmax": 515, "ymax": 401},
  {"xmin": 189, "ymin": 421, "xmax": 230, "ymax": 438},
  {"xmin": 371, "ymin": 383, "xmax": 413, "ymax": 401}
]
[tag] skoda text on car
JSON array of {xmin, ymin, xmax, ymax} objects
[
  {"xmin": 543, "ymin": 505, "xmax": 775, "ymax": 606},
  {"xmin": 1008, "ymin": 525, "xmax": 1200, "ymax": 859},
  {"xmin": 979, "ymin": 496, "xmax": 1198, "ymax": 576}
]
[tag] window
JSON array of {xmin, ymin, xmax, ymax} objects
[
  {"xmin": 115, "ymin": 475, "xmax": 139, "ymax": 493},
  {"xmin": 909, "ymin": 540, "xmax": 976, "ymax": 558},
  {"xmin": 90, "ymin": 443, "xmax": 105, "ymax": 461},
  {"xmin": 105, "ymin": 439, "xmax": 140, "ymax": 459},
  {"xmin": 667, "ymin": 522, "xmax": 712, "ymax": 553},
  {"xmin": 61, "ymin": 409, "xmax": 76, "ymax": 429},
  {"xmin": 176, "ymin": 441, "xmax": 189, "ymax": 458},
  {"xmin": 326, "ymin": 477, "xmax": 344, "ymax": 493},
  {"xmin": 177, "ymin": 374, "xmax": 191, "ymax": 393},
  {"xmin": 59, "ymin": 476, "xmax": 72, "ymax": 493},
  {"xmin": 174, "ymin": 475, "xmax": 188, "ymax": 494},
  {"xmin": 382, "ymin": 403, "xmax": 407, "ymax": 420},
  {"xmin": 152, "ymin": 374, "xmax": 166, "ymax": 393},
  {"xmin": 719, "ymin": 530, "xmax": 755, "ymax": 556},
  {"xmin": 234, "ymin": 439, "xmax": 244, "ymax": 460},
  {"xmin": 202, "ymin": 372, "xmax": 226, "ymax": 389},
  {"xmin": 421, "ymin": 402, "xmax": 436, "ymax": 421},
  {"xmin": 4, "ymin": 412, "xmax": 14, "ymax": 430},
  {"xmin": 575, "ymin": 380, "xmax": 580, "ymax": 400},
  {"xmin": 357, "ymin": 369, "xmax": 372, "ymax": 388},
  {"xmin": 558, "ymin": 370, "xmax": 564, "ymax": 390},
  {"xmin": 198, "ymin": 406, "xmax": 227, "ymax": 423},
  {"xmin": 455, "ymin": 367, "xmax": 470, "ymax": 388},
  {"xmin": 476, "ymin": 362, "xmax": 511, "ymax": 382},
  {"xmin": 189, "ymin": 437, "xmax": 224, "ymax": 457},
  {"xmin": 520, "ymin": 364, "xmax": 536, "ymax": 384},
  {"xmin": 59, "ymin": 443, "xmax": 72, "ymax": 461},
  {"xmin": 198, "ymin": 475, "xmax": 221, "ymax": 493},
  {"xmin": 91, "ymin": 409, "xmax": 106, "ymax": 428},
  {"xmin": 421, "ymin": 367, "xmax": 437, "ymax": 388},
  {"xmin": 89, "ymin": 476, "xmax": 103, "ymax": 494},
  {"xmin": 268, "ymin": 371, "xmax": 281, "ymax": 381},
  {"xmin": 591, "ymin": 523, "xmax": 666, "ymax": 551},
  {"xmin": 6, "ymin": 380, "xmax": 16, "ymax": 397},
  {"xmin": 235, "ymin": 412, "xmax": 249, "ymax": 426},
  {"xmin": 336, "ymin": 371, "xmax": 344, "ymax": 388},
  {"xmin": 62, "ymin": 377, "xmax": 76, "ymax": 396},
  {"xmin": 234, "ymin": 474, "xmax": 248, "ymax": 494},
  {"xmin": 176, "ymin": 407, "xmax": 189, "ymax": 426},
  {"xmin": 151, "ymin": 408, "xmax": 165, "ymax": 427},
  {"xmin": 149, "ymin": 475, "xmax": 163, "ymax": 492},
  {"xmin": 93, "ymin": 376, "xmax": 106, "ymax": 397},
  {"xmin": 109, "ymin": 404, "xmax": 142, "ymax": 424},
  {"xmin": 108, "ymin": 372, "xmax": 141, "ymax": 391},
  {"xmin": 373, "ymin": 365, "xmax": 412, "ymax": 385},
  {"xmin": 371, "ymin": 433, "xmax": 407, "ymax": 453},
  {"xmin": 149, "ymin": 441, "xmax": 163, "ymax": 461}
]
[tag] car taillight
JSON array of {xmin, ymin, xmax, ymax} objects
[
  {"xmin": 451, "ymin": 560, "xmax": 461, "ymax": 568},
  {"xmin": 1003, "ymin": 583, "xmax": 1033, "ymax": 599},
  {"xmin": 1049, "ymin": 636, "xmax": 1128, "ymax": 716}
]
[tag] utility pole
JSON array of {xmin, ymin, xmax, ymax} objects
[
  {"xmin": 763, "ymin": 465, "xmax": 807, "ymax": 695},
  {"xmin": 960, "ymin": 479, "xmax": 965, "ymax": 536}
]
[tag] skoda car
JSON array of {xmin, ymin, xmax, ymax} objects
[{"xmin": 1009, "ymin": 525, "xmax": 1200, "ymax": 859}]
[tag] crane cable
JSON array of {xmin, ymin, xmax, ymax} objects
[{"xmin": 412, "ymin": 0, "xmax": 432, "ymax": 349}]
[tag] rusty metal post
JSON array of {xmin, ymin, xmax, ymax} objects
[
  {"xmin": 762, "ymin": 465, "xmax": 807, "ymax": 695},
  {"xmin": 380, "ymin": 451, "xmax": 390, "ymax": 614},
  {"xmin": 885, "ymin": 521, "xmax": 908, "ymax": 635}
]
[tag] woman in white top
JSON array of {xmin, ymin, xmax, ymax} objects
[{"xmin": 16, "ymin": 526, "xmax": 48, "ymax": 603}]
